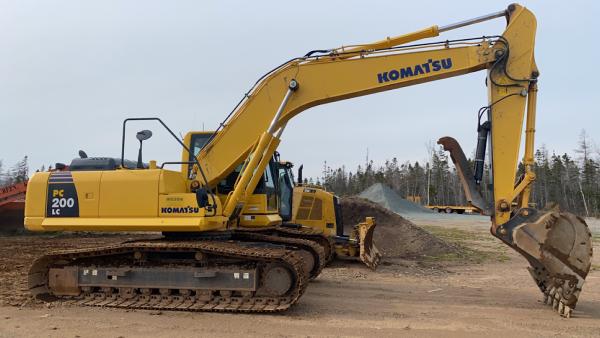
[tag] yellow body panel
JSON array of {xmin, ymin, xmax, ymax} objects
[
  {"xmin": 24, "ymin": 172, "xmax": 49, "ymax": 218},
  {"xmin": 238, "ymin": 214, "xmax": 281, "ymax": 227},
  {"xmin": 26, "ymin": 215, "xmax": 227, "ymax": 232},
  {"xmin": 71, "ymin": 171, "xmax": 102, "ymax": 217},
  {"xmin": 238, "ymin": 193, "xmax": 282, "ymax": 227},
  {"xmin": 25, "ymin": 168, "xmax": 226, "ymax": 232},
  {"xmin": 241, "ymin": 193, "xmax": 268, "ymax": 214},
  {"xmin": 291, "ymin": 186, "xmax": 338, "ymax": 237},
  {"xmin": 98, "ymin": 170, "xmax": 160, "ymax": 217},
  {"xmin": 159, "ymin": 170, "xmax": 186, "ymax": 194},
  {"xmin": 159, "ymin": 194, "xmax": 205, "ymax": 217}
]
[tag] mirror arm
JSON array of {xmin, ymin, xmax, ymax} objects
[{"xmin": 137, "ymin": 139, "xmax": 144, "ymax": 169}]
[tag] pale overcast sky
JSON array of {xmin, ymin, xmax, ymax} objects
[{"xmin": 1, "ymin": 0, "xmax": 598, "ymax": 178}]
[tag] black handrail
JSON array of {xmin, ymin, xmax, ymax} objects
[
  {"xmin": 120, "ymin": 117, "xmax": 217, "ymax": 216},
  {"xmin": 159, "ymin": 161, "xmax": 196, "ymax": 169}
]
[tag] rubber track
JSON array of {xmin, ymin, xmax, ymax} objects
[{"xmin": 28, "ymin": 240, "xmax": 309, "ymax": 313}]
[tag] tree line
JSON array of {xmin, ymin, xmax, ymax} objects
[
  {"xmin": 317, "ymin": 131, "xmax": 600, "ymax": 217},
  {"xmin": 0, "ymin": 156, "xmax": 29, "ymax": 186}
]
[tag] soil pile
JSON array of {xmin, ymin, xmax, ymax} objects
[
  {"xmin": 358, "ymin": 183, "xmax": 432, "ymax": 215},
  {"xmin": 340, "ymin": 196, "xmax": 456, "ymax": 258}
]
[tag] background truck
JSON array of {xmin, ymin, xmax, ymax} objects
[{"xmin": 426, "ymin": 204, "xmax": 481, "ymax": 214}]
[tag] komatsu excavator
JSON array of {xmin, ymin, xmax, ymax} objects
[{"xmin": 24, "ymin": 4, "xmax": 592, "ymax": 317}]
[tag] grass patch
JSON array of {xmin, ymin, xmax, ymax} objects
[
  {"xmin": 592, "ymin": 234, "xmax": 600, "ymax": 244},
  {"xmin": 421, "ymin": 225, "xmax": 486, "ymax": 242},
  {"xmin": 423, "ymin": 244, "xmax": 509, "ymax": 264},
  {"xmin": 592, "ymin": 264, "xmax": 600, "ymax": 272},
  {"xmin": 421, "ymin": 225, "xmax": 509, "ymax": 264}
]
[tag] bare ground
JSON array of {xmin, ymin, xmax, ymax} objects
[{"xmin": 0, "ymin": 215, "xmax": 599, "ymax": 337}]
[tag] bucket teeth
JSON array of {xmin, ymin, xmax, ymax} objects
[
  {"xmin": 509, "ymin": 211, "xmax": 593, "ymax": 317},
  {"xmin": 562, "ymin": 305, "xmax": 572, "ymax": 318},
  {"xmin": 548, "ymin": 286, "xmax": 556, "ymax": 300},
  {"xmin": 552, "ymin": 293, "xmax": 560, "ymax": 310},
  {"xmin": 540, "ymin": 280, "xmax": 583, "ymax": 317}
]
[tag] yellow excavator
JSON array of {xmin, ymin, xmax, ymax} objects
[{"xmin": 24, "ymin": 4, "xmax": 592, "ymax": 317}]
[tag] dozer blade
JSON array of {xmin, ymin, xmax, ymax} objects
[
  {"xmin": 357, "ymin": 217, "xmax": 382, "ymax": 270},
  {"xmin": 497, "ymin": 210, "xmax": 593, "ymax": 318}
]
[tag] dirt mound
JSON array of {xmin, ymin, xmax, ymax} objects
[
  {"xmin": 358, "ymin": 183, "xmax": 432, "ymax": 215},
  {"xmin": 340, "ymin": 196, "xmax": 456, "ymax": 258}
]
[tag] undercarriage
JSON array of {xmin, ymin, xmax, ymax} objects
[{"xmin": 29, "ymin": 229, "xmax": 331, "ymax": 313}]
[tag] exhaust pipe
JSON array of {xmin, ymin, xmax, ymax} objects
[{"xmin": 297, "ymin": 164, "xmax": 304, "ymax": 185}]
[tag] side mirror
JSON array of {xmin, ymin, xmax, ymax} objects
[
  {"xmin": 195, "ymin": 188, "xmax": 209, "ymax": 209},
  {"xmin": 78, "ymin": 150, "xmax": 88, "ymax": 159},
  {"xmin": 136, "ymin": 130, "xmax": 153, "ymax": 169},
  {"xmin": 136, "ymin": 130, "xmax": 153, "ymax": 141}
]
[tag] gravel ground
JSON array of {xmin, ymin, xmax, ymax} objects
[{"xmin": 1, "ymin": 215, "xmax": 598, "ymax": 337}]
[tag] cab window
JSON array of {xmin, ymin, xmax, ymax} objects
[
  {"xmin": 278, "ymin": 166, "xmax": 294, "ymax": 221},
  {"xmin": 187, "ymin": 133, "xmax": 213, "ymax": 177}
]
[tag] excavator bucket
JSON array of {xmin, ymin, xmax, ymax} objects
[
  {"xmin": 356, "ymin": 217, "xmax": 382, "ymax": 269},
  {"xmin": 439, "ymin": 136, "xmax": 593, "ymax": 317},
  {"xmin": 505, "ymin": 210, "xmax": 593, "ymax": 317}
]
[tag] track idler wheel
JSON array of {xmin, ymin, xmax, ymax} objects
[
  {"xmin": 294, "ymin": 250, "xmax": 315, "ymax": 277},
  {"xmin": 257, "ymin": 264, "xmax": 294, "ymax": 297},
  {"xmin": 503, "ymin": 210, "xmax": 593, "ymax": 317}
]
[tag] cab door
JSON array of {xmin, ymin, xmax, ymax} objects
[{"xmin": 277, "ymin": 164, "xmax": 294, "ymax": 222}]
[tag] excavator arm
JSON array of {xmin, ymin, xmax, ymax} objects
[
  {"xmin": 193, "ymin": 4, "xmax": 591, "ymax": 316},
  {"xmin": 197, "ymin": 5, "xmax": 529, "ymax": 223}
]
